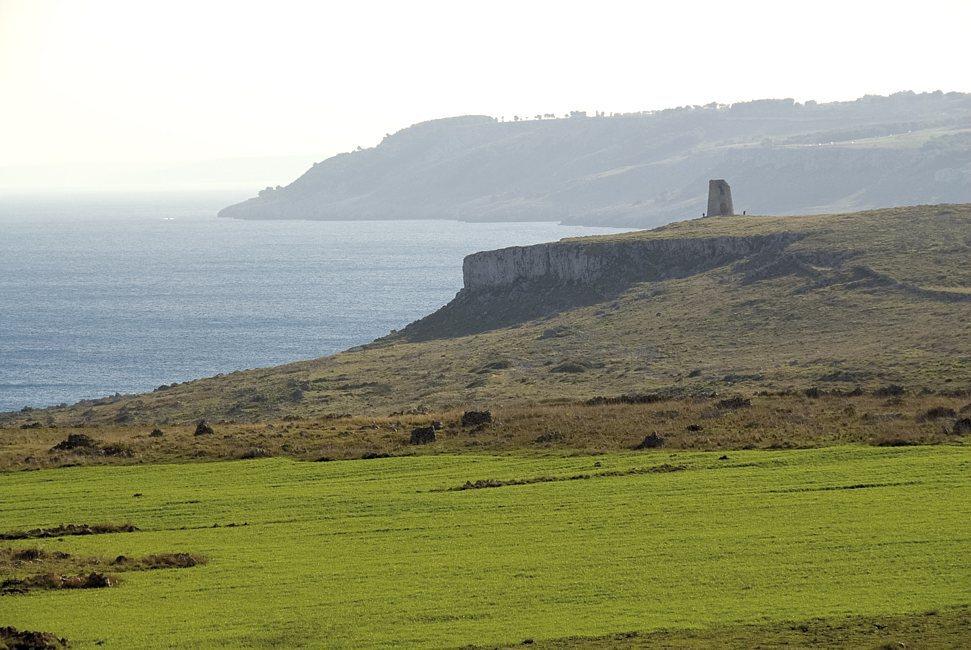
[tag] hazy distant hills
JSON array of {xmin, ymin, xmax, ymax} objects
[{"xmin": 219, "ymin": 92, "xmax": 971, "ymax": 227}]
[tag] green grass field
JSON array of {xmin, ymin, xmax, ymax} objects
[{"xmin": 1, "ymin": 445, "xmax": 968, "ymax": 647}]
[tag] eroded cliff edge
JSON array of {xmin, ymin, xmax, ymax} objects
[{"xmin": 396, "ymin": 231, "xmax": 804, "ymax": 341}]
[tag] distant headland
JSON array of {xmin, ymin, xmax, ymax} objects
[{"xmin": 218, "ymin": 91, "xmax": 971, "ymax": 229}]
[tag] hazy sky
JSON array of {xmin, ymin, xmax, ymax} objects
[{"xmin": 2, "ymin": 0, "xmax": 969, "ymax": 192}]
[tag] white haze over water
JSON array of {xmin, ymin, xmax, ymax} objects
[
  {"xmin": 0, "ymin": 196, "xmax": 626, "ymax": 411},
  {"xmin": 1, "ymin": 0, "xmax": 969, "ymax": 192}
]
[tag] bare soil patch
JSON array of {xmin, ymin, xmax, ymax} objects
[
  {"xmin": 443, "ymin": 463, "xmax": 685, "ymax": 492},
  {"xmin": 0, "ymin": 626, "xmax": 68, "ymax": 649},
  {"xmin": 0, "ymin": 523, "xmax": 138, "ymax": 541}
]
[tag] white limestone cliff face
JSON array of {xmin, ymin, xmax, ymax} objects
[{"xmin": 462, "ymin": 234, "xmax": 799, "ymax": 291}]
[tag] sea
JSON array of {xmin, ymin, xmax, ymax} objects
[{"xmin": 0, "ymin": 194, "xmax": 624, "ymax": 411}]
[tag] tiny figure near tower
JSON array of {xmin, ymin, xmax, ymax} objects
[{"xmin": 706, "ymin": 179, "xmax": 734, "ymax": 217}]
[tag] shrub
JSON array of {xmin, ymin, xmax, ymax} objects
[
  {"xmin": 916, "ymin": 406, "xmax": 957, "ymax": 422},
  {"xmin": 50, "ymin": 434, "xmax": 98, "ymax": 452},
  {"xmin": 538, "ymin": 325, "xmax": 573, "ymax": 340},
  {"xmin": 475, "ymin": 359, "xmax": 510, "ymax": 373},
  {"xmin": 360, "ymin": 451, "xmax": 391, "ymax": 460},
  {"xmin": 461, "ymin": 411, "xmax": 492, "ymax": 427},
  {"xmin": 409, "ymin": 427, "xmax": 436, "ymax": 445},
  {"xmin": 551, "ymin": 360, "xmax": 592, "ymax": 374},
  {"xmin": 194, "ymin": 420, "xmax": 214, "ymax": 436},
  {"xmin": 873, "ymin": 435, "xmax": 920, "ymax": 447},
  {"xmin": 533, "ymin": 431, "xmax": 565, "ymax": 444},
  {"xmin": 874, "ymin": 384, "xmax": 905, "ymax": 397},
  {"xmin": 951, "ymin": 418, "xmax": 971, "ymax": 436},
  {"xmin": 240, "ymin": 447, "xmax": 271, "ymax": 459},
  {"xmin": 100, "ymin": 443, "xmax": 134, "ymax": 457},
  {"xmin": 716, "ymin": 396, "xmax": 752, "ymax": 409},
  {"xmin": 633, "ymin": 432, "xmax": 665, "ymax": 449},
  {"xmin": 586, "ymin": 393, "xmax": 669, "ymax": 406}
]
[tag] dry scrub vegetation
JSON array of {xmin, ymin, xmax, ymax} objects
[
  {"xmin": 1, "ymin": 391, "xmax": 968, "ymax": 471},
  {"xmin": 1, "ymin": 542, "xmax": 205, "ymax": 598}
]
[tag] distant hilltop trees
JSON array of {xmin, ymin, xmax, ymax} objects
[{"xmin": 492, "ymin": 91, "xmax": 963, "ymax": 124}]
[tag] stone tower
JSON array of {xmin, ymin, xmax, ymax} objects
[{"xmin": 707, "ymin": 179, "xmax": 734, "ymax": 217}]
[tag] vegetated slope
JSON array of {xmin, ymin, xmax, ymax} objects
[
  {"xmin": 12, "ymin": 203, "xmax": 969, "ymax": 427},
  {"xmin": 218, "ymin": 92, "xmax": 971, "ymax": 228},
  {"xmin": 0, "ymin": 448, "xmax": 968, "ymax": 647},
  {"xmin": 5, "ymin": 391, "xmax": 969, "ymax": 470}
]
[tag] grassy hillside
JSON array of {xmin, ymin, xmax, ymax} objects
[
  {"xmin": 1, "ymin": 446, "xmax": 968, "ymax": 647},
  {"xmin": 219, "ymin": 92, "xmax": 971, "ymax": 228},
  {"xmin": 9, "ymin": 203, "xmax": 968, "ymax": 430}
]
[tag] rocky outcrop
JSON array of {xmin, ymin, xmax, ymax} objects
[
  {"xmin": 394, "ymin": 219, "xmax": 971, "ymax": 342},
  {"xmin": 461, "ymin": 234, "xmax": 799, "ymax": 291},
  {"xmin": 397, "ymin": 232, "xmax": 802, "ymax": 340}
]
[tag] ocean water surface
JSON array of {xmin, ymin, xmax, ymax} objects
[{"xmin": 0, "ymin": 195, "xmax": 624, "ymax": 410}]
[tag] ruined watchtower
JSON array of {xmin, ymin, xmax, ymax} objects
[{"xmin": 707, "ymin": 179, "xmax": 734, "ymax": 217}]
